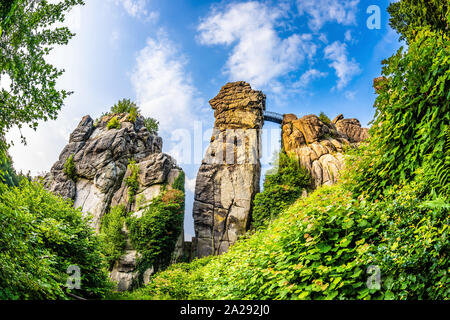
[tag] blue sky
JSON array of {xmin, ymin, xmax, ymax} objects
[{"xmin": 5, "ymin": 0, "xmax": 403, "ymax": 240}]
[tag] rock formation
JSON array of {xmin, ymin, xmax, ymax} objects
[
  {"xmin": 193, "ymin": 81, "xmax": 265, "ymax": 257},
  {"xmin": 44, "ymin": 112, "xmax": 184, "ymax": 291},
  {"xmin": 281, "ymin": 113, "xmax": 369, "ymax": 189}
]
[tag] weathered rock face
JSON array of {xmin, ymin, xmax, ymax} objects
[
  {"xmin": 282, "ymin": 113, "xmax": 369, "ymax": 189},
  {"xmin": 193, "ymin": 81, "xmax": 265, "ymax": 257},
  {"xmin": 44, "ymin": 112, "xmax": 184, "ymax": 291}
]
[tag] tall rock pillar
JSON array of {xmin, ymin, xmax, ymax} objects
[{"xmin": 193, "ymin": 81, "xmax": 265, "ymax": 257}]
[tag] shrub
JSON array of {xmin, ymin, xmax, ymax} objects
[
  {"xmin": 144, "ymin": 117, "xmax": 159, "ymax": 135},
  {"xmin": 172, "ymin": 171, "xmax": 185, "ymax": 193},
  {"xmin": 126, "ymin": 189, "xmax": 185, "ymax": 283},
  {"xmin": 127, "ymin": 106, "xmax": 139, "ymax": 123},
  {"xmin": 107, "ymin": 116, "xmax": 121, "ymax": 130},
  {"xmin": 126, "ymin": 180, "xmax": 449, "ymax": 300},
  {"xmin": 111, "ymin": 99, "xmax": 139, "ymax": 114},
  {"xmin": 251, "ymin": 151, "xmax": 310, "ymax": 229},
  {"xmin": 0, "ymin": 181, "xmax": 112, "ymax": 299},
  {"xmin": 0, "ymin": 153, "xmax": 19, "ymax": 187},
  {"xmin": 319, "ymin": 111, "xmax": 331, "ymax": 125},
  {"xmin": 125, "ymin": 159, "xmax": 140, "ymax": 201},
  {"xmin": 63, "ymin": 154, "xmax": 77, "ymax": 182},
  {"xmin": 100, "ymin": 205, "xmax": 128, "ymax": 269}
]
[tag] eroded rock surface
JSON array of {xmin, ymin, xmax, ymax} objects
[
  {"xmin": 282, "ymin": 113, "xmax": 369, "ymax": 189},
  {"xmin": 44, "ymin": 112, "xmax": 184, "ymax": 291},
  {"xmin": 193, "ymin": 81, "xmax": 265, "ymax": 257}
]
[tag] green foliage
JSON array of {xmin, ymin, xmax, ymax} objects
[
  {"xmin": 172, "ymin": 171, "xmax": 185, "ymax": 193},
  {"xmin": 0, "ymin": 0, "xmax": 85, "ymax": 155},
  {"xmin": 0, "ymin": 180, "xmax": 111, "ymax": 299},
  {"xmin": 252, "ymin": 152, "xmax": 310, "ymax": 229},
  {"xmin": 63, "ymin": 154, "xmax": 77, "ymax": 182},
  {"xmin": 388, "ymin": 0, "xmax": 449, "ymax": 43},
  {"xmin": 318, "ymin": 111, "xmax": 331, "ymax": 125},
  {"xmin": 349, "ymin": 30, "xmax": 450, "ymax": 200},
  {"xmin": 0, "ymin": 152, "xmax": 19, "ymax": 187},
  {"xmin": 429, "ymin": 126, "xmax": 450, "ymax": 198},
  {"xmin": 144, "ymin": 117, "xmax": 159, "ymax": 135},
  {"xmin": 100, "ymin": 205, "xmax": 128, "ymax": 269},
  {"xmin": 125, "ymin": 159, "xmax": 140, "ymax": 201},
  {"xmin": 127, "ymin": 105, "xmax": 139, "ymax": 123},
  {"xmin": 110, "ymin": 98, "xmax": 139, "ymax": 115},
  {"xmin": 123, "ymin": 181, "xmax": 449, "ymax": 300},
  {"xmin": 126, "ymin": 189, "xmax": 185, "ymax": 283},
  {"xmin": 107, "ymin": 116, "xmax": 121, "ymax": 130},
  {"xmin": 368, "ymin": 180, "xmax": 449, "ymax": 300},
  {"xmin": 108, "ymin": 257, "xmax": 215, "ymax": 300}
]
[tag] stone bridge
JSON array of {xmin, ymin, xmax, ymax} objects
[{"xmin": 192, "ymin": 81, "xmax": 369, "ymax": 258}]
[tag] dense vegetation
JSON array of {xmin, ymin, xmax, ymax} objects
[
  {"xmin": 119, "ymin": 181, "xmax": 448, "ymax": 300},
  {"xmin": 0, "ymin": 180, "xmax": 112, "ymax": 299},
  {"xmin": 100, "ymin": 171, "xmax": 186, "ymax": 287},
  {"xmin": 0, "ymin": 152, "xmax": 20, "ymax": 187},
  {"xmin": 251, "ymin": 151, "xmax": 310, "ymax": 230},
  {"xmin": 126, "ymin": 189, "xmax": 185, "ymax": 282}
]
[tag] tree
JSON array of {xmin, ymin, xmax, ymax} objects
[
  {"xmin": 388, "ymin": 0, "xmax": 449, "ymax": 42},
  {"xmin": 0, "ymin": 0, "xmax": 84, "ymax": 155}
]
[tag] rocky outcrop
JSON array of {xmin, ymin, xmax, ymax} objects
[
  {"xmin": 193, "ymin": 81, "xmax": 265, "ymax": 258},
  {"xmin": 282, "ymin": 113, "xmax": 369, "ymax": 189},
  {"xmin": 44, "ymin": 112, "xmax": 184, "ymax": 291}
]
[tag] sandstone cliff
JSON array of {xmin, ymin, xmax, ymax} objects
[
  {"xmin": 193, "ymin": 81, "xmax": 265, "ymax": 257},
  {"xmin": 44, "ymin": 112, "xmax": 184, "ymax": 291},
  {"xmin": 282, "ymin": 113, "xmax": 369, "ymax": 189}
]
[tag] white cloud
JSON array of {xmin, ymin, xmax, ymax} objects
[
  {"xmin": 344, "ymin": 30, "xmax": 352, "ymax": 42},
  {"xmin": 197, "ymin": 1, "xmax": 316, "ymax": 88},
  {"xmin": 131, "ymin": 31, "xmax": 204, "ymax": 135},
  {"xmin": 324, "ymin": 41, "xmax": 360, "ymax": 90},
  {"xmin": 185, "ymin": 176, "xmax": 197, "ymax": 193},
  {"xmin": 294, "ymin": 68, "xmax": 328, "ymax": 88},
  {"xmin": 319, "ymin": 33, "xmax": 328, "ymax": 44},
  {"xmin": 114, "ymin": 0, "xmax": 158, "ymax": 21},
  {"xmin": 297, "ymin": 0, "xmax": 359, "ymax": 31},
  {"xmin": 344, "ymin": 90, "xmax": 357, "ymax": 100}
]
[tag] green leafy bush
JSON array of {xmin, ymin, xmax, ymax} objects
[
  {"xmin": 0, "ymin": 153, "xmax": 20, "ymax": 187},
  {"xmin": 107, "ymin": 257, "xmax": 215, "ymax": 300},
  {"xmin": 107, "ymin": 116, "xmax": 121, "ymax": 130},
  {"xmin": 252, "ymin": 152, "xmax": 310, "ymax": 229},
  {"xmin": 124, "ymin": 180, "xmax": 448, "ymax": 300},
  {"xmin": 349, "ymin": 30, "xmax": 450, "ymax": 200},
  {"xmin": 127, "ymin": 105, "xmax": 139, "ymax": 123},
  {"xmin": 319, "ymin": 111, "xmax": 331, "ymax": 125},
  {"xmin": 144, "ymin": 117, "xmax": 159, "ymax": 135},
  {"xmin": 111, "ymin": 99, "xmax": 139, "ymax": 114},
  {"xmin": 63, "ymin": 154, "xmax": 77, "ymax": 181},
  {"xmin": 0, "ymin": 181, "xmax": 112, "ymax": 299},
  {"xmin": 172, "ymin": 171, "xmax": 185, "ymax": 193},
  {"xmin": 100, "ymin": 205, "xmax": 128, "ymax": 269},
  {"xmin": 125, "ymin": 159, "xmax": 140, "ymax": 201},
  {"xmin": 126, "ymin": 189, "xmax": 185, "ymax": 283}
]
